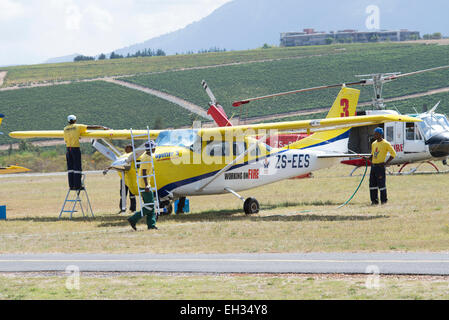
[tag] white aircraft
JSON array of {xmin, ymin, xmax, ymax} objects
[{"xmin": 231, "ymin": 65, "xmax": 449, "ymax": 175}]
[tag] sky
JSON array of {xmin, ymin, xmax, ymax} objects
[{"xmin": 0, "ymin": 0, "xmax": 233, "ymax": 66}]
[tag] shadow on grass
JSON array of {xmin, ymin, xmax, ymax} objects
[
  {"xmin": 96, "ymin": 200, "xmax": 389, "ymax": 228},
  {"xmin": 6, "ymin": 201, "xmax": 386, "ymax": 228}
]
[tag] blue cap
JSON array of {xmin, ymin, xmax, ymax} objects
[{"xmin": 374, "ymin": 127, "xmax": 384, "ymax": 135}]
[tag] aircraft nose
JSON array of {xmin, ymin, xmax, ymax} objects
[{"xmin": 427, "ymin": 132, "xmax": 449, "ymax": 158}]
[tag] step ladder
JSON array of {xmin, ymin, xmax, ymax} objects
[
  {"xmin": 59, "ymin": 174, "xmax": 94, "ymax": 219},
  {"xmin": 130, "ymin": 127, "xmax": 161, "ymax": 218}
]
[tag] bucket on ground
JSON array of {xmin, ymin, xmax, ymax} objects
[
  {"xmin": 0, "ymin": 205, "xmax": 6, "ymax": 220},
  {"xmin": 174, "ymin": 199, "xmax": 190, "ymax": 213}
]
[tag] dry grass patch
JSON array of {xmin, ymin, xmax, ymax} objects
[
  {"xmin": 1, "ymin": 164, "xmax": 449, "ymax": 253},
  {"xmin": 0, "ymin": 273, "xmax": 448, "ymax": 300}
]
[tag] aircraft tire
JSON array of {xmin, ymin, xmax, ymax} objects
[{"xmin": 244, "ymin": 198, "xmax": 259, "ymax": 215}]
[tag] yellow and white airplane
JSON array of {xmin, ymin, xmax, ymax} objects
[
  {"xmin": 9, "ymin": 87, "xmax": 419, "ymax": 214},
  {"xmin": 0, "ymin": 114, "xmax": 31, "ymax": 174},
  {"xmin": 0, "ymin": 165, "xmax": 31, "ymax": 174}
]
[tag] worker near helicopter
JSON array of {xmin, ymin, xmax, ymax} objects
[{"xmin": 367, "ymin": 127, "xmax": 396, "ymax": 205}]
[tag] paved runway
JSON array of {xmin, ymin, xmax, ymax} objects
[{"xmin": 1, "ymin": 253, "xmax": 449, "ymax": 275}]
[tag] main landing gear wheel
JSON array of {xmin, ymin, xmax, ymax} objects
[{"xmin": 244, "ymin": 197, "xmax": 260, "ymax": 215}]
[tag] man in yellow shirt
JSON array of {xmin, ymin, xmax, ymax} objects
[
  {"xmin": 64, "ymin": 115, "xmax": 109, "ymax": 190},
  {"xmin": 368, "ymin": 127, "xmax": 396, "ymax": 205},
  {"xmin": 128, "ymin": 141, "xmax": 158, "ymax": 231}
]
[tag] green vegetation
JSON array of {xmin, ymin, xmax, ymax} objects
[
  {"xmin": 0, "ymin": 43, "xmax": 421, "ymax": 87},
  {"xmin": 0, "ymin": 142, "xmax": 110, "ymax": 172},
  {"xmin": 0, "ymin": 81, "xmax": 196, "ymax": 144},
  {"xmin": 123, "ymin": 43, "xmax": 449, "ymax": 119}
]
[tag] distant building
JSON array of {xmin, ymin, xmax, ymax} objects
[{"xmin": 280, "ymin": 29, "xmax": 420, "ymax": 47}]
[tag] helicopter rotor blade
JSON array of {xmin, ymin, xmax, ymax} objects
[
  {"xmin": 386, "ymin": 65, "xmax": 449, "ymax": 81},
  {"xmin": 232, "ymin": 81, "xmax": 365, "ymax": 107}
]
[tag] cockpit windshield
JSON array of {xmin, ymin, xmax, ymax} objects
[
  {"xmin": 417, "ymin": 114, "xmax": 449, "ymax": 140},
  {"xmin": 156, "ymin": 129, "xmax": 199, "ymax": 149}
]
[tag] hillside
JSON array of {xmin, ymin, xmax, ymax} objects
[
  {"xmin": 0, "ymin": 42, "xmax": 448, "ymax": 147},
  {"xmin": 0, "ymin": 81, "xmax": 196, "ymax": 145},
  {"xmin": 114, "ymin": 0, "xmax": 449, "ymax": 56},
  {"xmin": 123, "ymin": 43, "xmax": 449, "ymax": 118}
]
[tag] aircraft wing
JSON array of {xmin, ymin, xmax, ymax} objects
[
  {"xmin": 0, "ymin": 165, "xmax": 31, "ymax": 174},
  {"xmin": 9, "ymin": 129, "xmax": 161, "ymax": 140},
  {"xmin": 198, "ymin": 114, "xmax": 421, "ymax": 136}
]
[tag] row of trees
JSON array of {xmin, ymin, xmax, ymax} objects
[
  {"xmin": 423, "ymin": 33, "xmax": 443, "ymax": 40},
  {"xmin": 74, "ymin": 48, "xmax": 166, "ymax": 62},
  {"xmin": 176, "ymin": 47, "xmax": 227, "ymax": 55}
]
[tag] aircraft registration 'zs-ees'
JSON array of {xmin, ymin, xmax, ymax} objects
[{"xmin": 9, "ymin": 87, "xmax": 419, "ymax": 214}]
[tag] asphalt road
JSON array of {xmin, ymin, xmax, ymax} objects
[{"xmin": 1, "ymin": 253, "xmax": 449, "ymax": 275}]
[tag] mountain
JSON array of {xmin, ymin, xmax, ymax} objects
[
  {"xmin": 44, "ymin": 53, "xmax": 83, "ymax": 64},
  {"xmin": 114, "ymin": 0, "xmax": 449, "ymax": 56},
  {"xmin": 45, "ymin": 0, "xmax": 449, "ymax": 63}
]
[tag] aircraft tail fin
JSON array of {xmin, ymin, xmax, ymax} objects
[
  {"xmin": 325, "ymin": 86, "xmax": 360, "ymax": 119},
  {"xmin": 286, "ymin": 87, "xmax": 360, "ymax": 152}
]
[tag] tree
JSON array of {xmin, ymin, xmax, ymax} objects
[
  {"xmin": 325, "ymin": 37, "xmax": 334, "ymax": 45},
  {"xmin": 74, "ymin": 55, "xmax": 95, "ymax": 62},
  {"xmin": 370, "ymin": 35, "xmax": 379, "ymax": 42},
  {"xmin": 98, "ymin": 53, "xmax": 106, "ymax": 60},
  {"xmin": 110, "ymin": 52, "xmax": 123, "ymax": 59},
  {"xmin": 432, "ymin": 32, "xmax": 442, "ymax": 39}
]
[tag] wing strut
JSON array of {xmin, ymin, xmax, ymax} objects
[{"xmin": 195, "ymin": 135, "xmax": 267, "ymax": 192}]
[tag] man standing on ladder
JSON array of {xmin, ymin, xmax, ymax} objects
[
  {"xmin": 367, "ymin": 127, "xmax": 396, "ymax": 205},
  {"xmin": 64, "ymin": 115, "xmax": 110, "ymax": 190},
  {"xmin": 127, "ymin": 140, "xmax": 158, "ymax": 231}
]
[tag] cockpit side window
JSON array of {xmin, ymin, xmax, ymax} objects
[
  {"xmin": 233, "ymin": 141, "xmax": 247, "ymax": 156},
  {"xmin": 250, "ymin": 144, "xmax": 261, "ymax": 157},
  {"xmin": 205, "ymin": 141, "xmax": 230, "ymax": 157},
  {"xmin": 405, "ymin": 123, "xmax": 415, "ymax": 140},
  {"xmin": 386, "ymin": 126, "xmax": 394, "ymax": 142}
]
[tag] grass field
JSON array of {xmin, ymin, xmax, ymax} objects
[
  {"xmin": 1, "ymin": 164, "xmax": 449, "ymax": 300},
  {"xmin": 1, "ymin": 273, "xmax": 448, "ymax": 300},
  {"xmin": 0, "ymin": 43, "xmax": 409, "ymax": 87},
  {"xmin": 1, "ymin": 164, "xmax": 449, "ymax": 254}
]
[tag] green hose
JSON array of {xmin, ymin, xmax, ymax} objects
[{"xmin": 337, "ymin": 158, "xmax": 368, "ymax": 209}]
